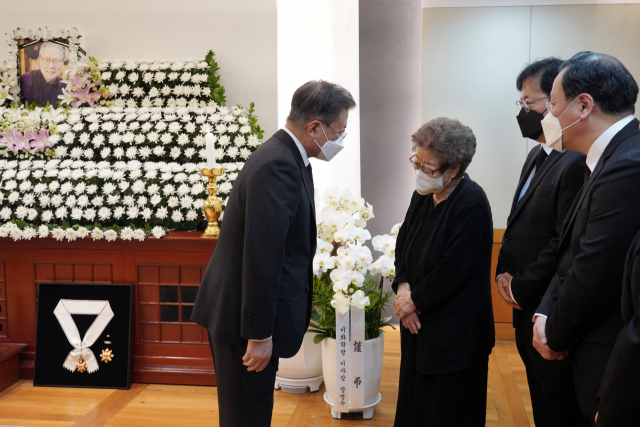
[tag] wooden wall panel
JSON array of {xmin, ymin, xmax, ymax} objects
[
  {"xmin": 0, "ymin": 232, "xmax": 217, "ymax": 385},
  {"xmin": 491, "ymin": 229, "xmax": 512, "ymax": 324},
  {"xmin": 0, "ymin": 262, "xmax": 6, "ymax": 339},
  {"xmin": 491, "ymin": 229, "xmax": 515, "ymax": 341}
]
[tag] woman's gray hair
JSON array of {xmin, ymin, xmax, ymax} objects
[
  {"xmin": 287, "ymin": 80, "xmax": 356, "ymax": 125},
  {"xmin": 412, "ymin": 117, "xmax": 477, "ymax": 176}
]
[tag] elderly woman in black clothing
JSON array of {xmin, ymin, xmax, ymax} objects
[{"xmin": 393, "ymin": 117, "xmax": 495, "ymax": 426}]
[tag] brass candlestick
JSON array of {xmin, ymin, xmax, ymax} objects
[{"xmin": 201, "ymin": 167, "xmax": 225, "ymax": 238}]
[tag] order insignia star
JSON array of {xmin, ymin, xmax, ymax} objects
[{"xmin": 100, "ymin": 348, "xmax": 114, "ymax": 363}]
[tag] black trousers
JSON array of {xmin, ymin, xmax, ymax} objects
[
  {"xmin": 394, "ymin": 326, "xmax": 489, "ymax": 427},
  {"xmin": 515, "ymin": 316, "xmax": 590, "ymax": 427},
  {"xmin": 208, "ymin": 333, "xmax": 280, "ymax": 427}
]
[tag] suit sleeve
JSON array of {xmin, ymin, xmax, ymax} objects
[
  {"xmin": 535, "ymin": 273, "xmax": 561, "ymax": 316},
  {"xmin": 410, "ymin": 204, "xmax": 490, "ymax": 314},
  {"xmin": 495, "ymin": 148, "xmax": 539, "ymax": 279},
  {"xmin": 510, "ymin": 155, "xmax": 585, "ymax": 307},
  {"xmin": 596, "ymin": 236, "xmax": 640, "ymax": 426},
  {"xmin": 546, "ymin": 158, "xmax": 640, "ymax": 351},
  {"xmin": 240, "ymin": 157, "xmax": 302, "ymax": 340},
  {"xmin": 392, "ymin": 192, "xmax": 419, "ymax": 294}
]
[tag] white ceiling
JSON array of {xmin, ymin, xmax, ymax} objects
[{"xmin": 423, "ymin": 0, "xmax": 640, "ymax": 8}]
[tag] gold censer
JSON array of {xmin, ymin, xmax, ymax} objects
[{"xmin": 200, "ymin": 167, "xmax": 225, "ymax": 238}]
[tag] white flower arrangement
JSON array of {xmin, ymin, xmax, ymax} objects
[
  {"xmin": 309, "ymin": 188, "xmax": 399, "ymax": 341},
  {"xmin": 0, "ymin": 158, "xmax": 209, "ymax": 240},
  {"xmin": 0, "ymin": 105, "xmax": 262, "ymax": 241},
  {"xmin": 312, "ymin": 187, "xmax": 381, "ymax": 310},
  {"xmin": 2, "ymin": 28, "xmax": 83, "ymax": 106},
  {"xmin": 0, "ymin": 105, "xmax": 66, "ymax": 159},
  {"xmin": 0, "ymin": 30, "xmax": 264, "ymax": 242},
  {"xmin": 95, "ymin": 50, "xmax": 226, "ymax": 109}
]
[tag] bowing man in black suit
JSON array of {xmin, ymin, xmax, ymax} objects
[
  {"xmin": 596, "ymin": 229, "xmax": 640, "ymax": 426},
  {"xmin": 532, "ymin": 52, "xmax": 640, "ymax": 422},
  {"xmin": 495, "ymin": 58, "xmax": 588, "ymax": 427},
  {"xmin": 192, "ymin": 80, "xmax": 356, "ymax": 427}
]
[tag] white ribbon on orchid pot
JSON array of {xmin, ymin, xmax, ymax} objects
[
  {"xmin": 330, "ymin": 290, "xmax": 370, "ymax": 413},
  {"xmin": 53, "ymin": 299, "xmax": 114, "ymax": 373}
]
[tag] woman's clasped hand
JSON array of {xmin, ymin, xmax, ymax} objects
[{"xmin": 395, "ymin": 282, "xmax": 421, "ymax": 334}]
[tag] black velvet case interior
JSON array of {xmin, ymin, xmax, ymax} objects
[{"xmin": 34, "ymin": 283, "xmax": 133, "ymax": 389}]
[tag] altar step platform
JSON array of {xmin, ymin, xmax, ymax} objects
[{"xmin": 0, "ymin": 343, "xmax": 27, "ymax": 393}]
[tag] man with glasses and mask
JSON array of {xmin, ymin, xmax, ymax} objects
[
  {"xmin": 20, "ymin": 41, "xmax": 67, "ymax": 105},
  {"xmin": 532, "ymin": 52, "xmax": 640, "ymax": 424},
  {"xmin": 192, "ymin": 80, "xmax": 355, "ymax": 427},
  {"xmin": 495, "ymin": 58, "xmax": 588, "ymax": 427}
]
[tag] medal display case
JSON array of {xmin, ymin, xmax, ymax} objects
[{"xmin": 34, "ymin": 283, "xmax": 133, "ymax": 389}]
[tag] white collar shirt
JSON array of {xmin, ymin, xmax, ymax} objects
[
  {"xmin": 585, "ymin": 115, "xmax": 634, "ymax": 172},
  {"xmin": 540, "ymin": 143, "xmax": 553, "ymax": 156},
  {"xmin": 283, "ymin": 126, "xmax": 310, "ymax": 167}
]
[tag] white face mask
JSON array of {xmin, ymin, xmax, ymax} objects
[
  {"xmin": 313, "ymin": 124, "xmax": 344, "ymax": 162},
  {"xmin": 415, "ymin": 167, "xmax": 452, "ymax": 195},
  {"xmin": 540, "ymin": 97, "xmax": 581, "ymax": 153}
]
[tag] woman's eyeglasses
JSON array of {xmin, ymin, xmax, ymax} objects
[{"xmin": 409, "ymin": 154, "xmax": 448, "ymax": 177}]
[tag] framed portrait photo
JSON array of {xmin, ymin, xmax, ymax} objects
[
  {"xmin": 34, "ymin": 283, "xmax": 133, "ymax": 390},
  {"xmin": 17, "ymin": 39, "xmax": 71, "ymax": 106}
]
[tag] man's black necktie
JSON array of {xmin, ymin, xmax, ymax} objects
[
  {"xmin": 534, "ymin": 147, "xmax": 548, "ymax": 175},
  {"xmin": 306, "ymin": 163, "xmax": 314, "ymax": 187}
]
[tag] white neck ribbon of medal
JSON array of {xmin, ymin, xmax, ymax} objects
[{"xmin": 53, "ymin": 299, "xmax": 114, "ymax": 373}]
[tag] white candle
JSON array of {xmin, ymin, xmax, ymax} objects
[{"xmin": 205, "ymin": 133, "xmax": 218, "ymax": 169}]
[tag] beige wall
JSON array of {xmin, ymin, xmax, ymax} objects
[
  {"xmin": 422, "ymin": 4, "xmax": 640, "ymax": 227},
  {"xmin": 0, "ymin": 0, "xmax": 278, "ymax": 136}
]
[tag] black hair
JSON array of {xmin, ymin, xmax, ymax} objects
[
  {"xmin": 560, "ymin": 51, "xmax": 638, "ymax": 115},
  {"xmin": 516, "ymin": 57, "xmax": 563, "ymax": 96},
  {"xmin": 287, "ymin": 80, "xmax": 356, "ymax": 125}
]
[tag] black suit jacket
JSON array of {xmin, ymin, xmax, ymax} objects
[
  {"xmin": 596, "ymin": 229, "xmax": 640, "ymax": 427},
  {"xmin": 191, "ymin": 129, "xmax": 317, "ymax": 358},
  {"xmin": 538, "ymin": 119, "xmax": 640, "ymax": 352},
  {"xmin": 496, "ymin": 145, "xmax": 586, "ymax": 326}
]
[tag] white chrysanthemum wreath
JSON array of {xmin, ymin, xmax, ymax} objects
[{"xmin": 0, "ymin": 28, "xmax": 264, "ymax": 242}]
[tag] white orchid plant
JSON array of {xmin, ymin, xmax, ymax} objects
[{"xmin": 309, "ymin": 187, "xmax": 400, "ymax": 343}]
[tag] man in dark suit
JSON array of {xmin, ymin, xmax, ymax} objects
[
  {"xmin": 495, "ymin": 58, "xmax": 588, "ymax": 427},
  {"xmin": 532, "ymin": 52, "xmax": 640, "ymax": 422},
  {"xmin": 595, "ymin": 229, "xmax": 640, "ymax": 426},
  {"xmin": 192, "ymin": 80, "xmax": 356, "ymax": 427}
]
